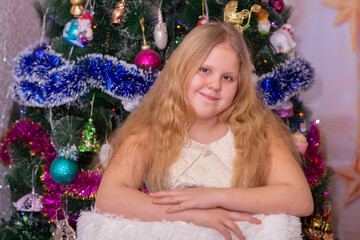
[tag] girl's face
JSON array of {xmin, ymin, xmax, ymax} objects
[{"xmin": 187, "ymin": 43, "xmax": 239, "ymax": 122}]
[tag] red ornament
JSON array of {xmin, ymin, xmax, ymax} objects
[
  {"xmin": 197, "ymin": 15, "xmax": 208, "ymax": 26},
  {"xmin": 134, "ymin": 45, "xmax": 162, "ymax": 71},
  {"xmin": 270, "ymin": 0, "xmax": 285, "ymax": 13}
]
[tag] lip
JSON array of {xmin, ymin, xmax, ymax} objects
[{"xmin": 199, "ymin": 92, "xmax": 218, "ymax": 101}]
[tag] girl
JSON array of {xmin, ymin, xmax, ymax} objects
[{"xmin": 77, "ymin": 22, "xmax": 313, "ymax": 240}]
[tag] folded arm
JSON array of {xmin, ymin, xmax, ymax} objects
[{"xmin": 150, "ymin": 136, "xmax": 314, "ymax": 217}]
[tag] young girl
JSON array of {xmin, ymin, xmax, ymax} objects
[{"xmin": 77, "ymin": 22, "xmax": 313, "ymax": 240}]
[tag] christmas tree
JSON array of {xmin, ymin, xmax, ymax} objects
[{"xmin": 0, "ymin": 0, "xmax": 332, "ymax": 239}]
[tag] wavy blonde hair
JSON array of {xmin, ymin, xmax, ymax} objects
[{"xmin": 104, "ymin": 22, "xmax": 300, "ymax": 191}]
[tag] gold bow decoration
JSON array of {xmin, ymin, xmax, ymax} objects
[{"xmin": 224, "ymin": 1, "xmax": 261, "ymax": 33}]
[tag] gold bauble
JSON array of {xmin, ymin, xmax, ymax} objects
[
  {"xmin": 112, "ymin": 0, "xmax": 126, "ymax": 25},
  {"xmin": 70, "ymin": 0, "xmax": 84, "ymax": 18}
]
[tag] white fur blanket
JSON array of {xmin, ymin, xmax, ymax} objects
[{"xmin": 77, "ymin": 209, "xmax": 302, "ymax": 240}]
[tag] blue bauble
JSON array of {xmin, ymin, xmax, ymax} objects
[
  {"xmin": 63, "ymin": 19, "xmax": 84, "ymax": 48},
  {"xmin": 32, "ymin": 44, "xmax": 48, "ymax": 59},
  {"xmin": 50, "ymin": 157, "xmax": 79, "ymax": 185}
]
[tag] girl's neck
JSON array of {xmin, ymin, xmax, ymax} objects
[{"xmin": 188, "ymin": 119, "xmax": 229, "ymax": 144}]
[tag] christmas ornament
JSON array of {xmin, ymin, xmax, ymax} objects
[
  {"xmin": 154, "ymin": 8, "xmax": 168, "ymax": 49},
  {"xmin": 292, "ymin": 131, "xmax": 308, "ymax": 154},
  {"xmin": 322, "ymin": 0, "xmax": 360, "ymax": 52},
  {"xmin": 135, "ymin": 18, "xmax": 162, "ymax": 71},
  {"xmin": 50, "ymin": 156, "xmax": 79, "ymax": 185},
  {"xmin": 257, "ymin": 8, "xmax": 271, "ymax": 35},
  {"xmin": 299, "ymin": 118, "xmax": 311, "ymax": 134},
  {"xmin": 13, "ymin": 164, "xmax": 43, "ymax": 212},
  {"xmin": 52, "ymin": 116, "xmax": 85, "ymax": 147},
  {"xmin": 269, "ymin": 24, "xmax": 296, "ymax": 54},
  {"xmin": 99, "ymin": 143, "xmax": 113, "ymax": 168},
  {"xmin": 112, "ymin": 0, "xmax": 126, "ymax": 25},
  {"xmin": 13, "ymin": 192, "xmax": 43, "ymax": 212},
  {"xmin": 79, "ymin": 118, "xmax": 100, "ymax": 152},
  {"xmin": 79, "ymin": 94, "xmax": 100, "ymax": 152},
  {"xmin": 63, "ymin": 10, "xmax": 94, "ymax": 47},
  {"xmin": 197, "ymin": 15, "xmax": 208, "ymax": 26},
  {"xmin": 197, "ymin": 0, "xmax": 209, "ymax": 26},
  {"xmin": 63, "ymin": 19, "xmax": 84, "ymax": 47},
  {"xmin": 273, "ymin": 99, "xmax": 294, "ymax": 118},
  {"xmin": 53, "ymin": 208, "xmax": 76, "ymax": 240},
  {"xmin": 335, "ymin": 150, "xmax": 360, "ymax": 205},
  {"xmin": 70, "ymin": 0, "xmax": 84, "ymax": 18},
  {"xmin": 269, "ymin": 0, "xmax": 285, "ymax": 13},
  {"xmin": 77, "ymin": 10, "xmax": 94, "ymax": 44},
  {"xmin": 224, "ymin": 1, "xmax": 261, "ymax": 33},
  {"xmin": 135, "ymin": 46, "xmax": 162, "ymax": 71}
]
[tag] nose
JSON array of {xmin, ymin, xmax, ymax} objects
[{"xmin": 207, "ymin": 76, "xmax": 221, "ymax": 90}]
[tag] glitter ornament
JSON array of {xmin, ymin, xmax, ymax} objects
[
  {"xmin": 270, "ymin": 24, "xmax": 296, "ymax": 54},
  {"xmin": 154, "ymin": 9, "xmax": 168, "ymax": 49},
  {"xmin": 50, "ymin": 156, "xmax": 79, "ymax": 185},
  {"xmin": 70, "ymin": 0, "xmax": 84, "ymax": 18},
  {"xmin": 273, "ymin": 99, "xmax": 294, "ymax": 118},
  {"xmin": 112, "ymin": 0, "xmax": 126, "ymax": 25},
  {"xmin": 134, "ymin": 45, "xmax": 162, "ymax": 71},
  {"xmin": 53, "ymin": 209, "xmax": 76, "ymax": 240},
  {"xmin": 78, "ymin": 118, "xmax": 100, "ymax": 152},
  {"xmin": 270, "ymin": 0, "xmax": 285, "ymax": 13}
]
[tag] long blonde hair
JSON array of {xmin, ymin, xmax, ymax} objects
[{"xmin": 105, "ymin": 22, "xmax": 300, "ymax": 190}]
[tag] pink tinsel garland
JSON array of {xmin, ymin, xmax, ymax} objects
[
  {"xmin": 304, "ymin": 122, "xmax": 326, "ymax": 188},
  {"xmin": 0, "ymin": 119, "xmax": 102, "ymax": 224}
]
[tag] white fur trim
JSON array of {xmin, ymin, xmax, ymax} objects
[{"xmin": 77, "ymin": 209, "xmax": 302, "ymax": 240}]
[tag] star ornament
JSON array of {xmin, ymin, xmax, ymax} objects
[
  {"xmin": 335, "ymin": 152, "xmax": 360, "ymax": 206},
  {"xmin": 322, "ymin": 0, "xmax": 360, "ymax": 51}
]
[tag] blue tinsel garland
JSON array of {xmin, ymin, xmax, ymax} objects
[
  {"xmin": 13, "ymin": 44, "xmax": 314, "ymax": 110},
  {"xmin": 257, "ymin": 56, "xmax": 315, "ymax": 109},
  {"xmin": 12, "ymin": 44, "xmax": 157, "ymax": 109}
]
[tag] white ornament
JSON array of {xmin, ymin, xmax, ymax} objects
[
  {"xmin": 258, "ymin": 19, "xmax": 271, "ymax": 35},
  {"xmin": 13, "ymin": 192, "xmax": 43, "ymax": 212},
  {"xmin": 99, "ymin": 143, "xmax": 113, "ymax": 168},
  {"xmin": 121, "ymin": 94, "xmax": 143, "ymax": 112},
  {"xmin": 269, "ymin": 23, "xmax": 296, "ymax": 54},
  {"xmin": 154, "ymin": 9, "xmax": 168, "ymax": 50}
]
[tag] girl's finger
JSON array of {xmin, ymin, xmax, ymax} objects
[
  {"xmin": 224, "ymin": 220, "xmax": 245, "ymax": 240},
  {"xmin": 214, "ymin": 225, "xmax": 233, "ymax": 240},
  {"xmin": 230, "ymin": 213, "xmax": 261, "ymax": 225}
]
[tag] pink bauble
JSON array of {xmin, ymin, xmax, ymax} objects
[
  {"xmin": 270, "ymin": 0, "xmax": 285, "ymax": 13},
  {"xmin": 134, "ymin": 46, "xmax": 162, "ymax": 71}
]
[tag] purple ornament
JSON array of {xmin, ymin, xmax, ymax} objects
[
  {"xmin": 134, "ymin": 45, "xmax": 162, "ymax": 71},
  {"xmin": 273, "ymin": 100, "xmax": 294, "ymax": 118},
  {"xmin": 270, "ymin": 0, "xmax": 285, "ymax": 13}
]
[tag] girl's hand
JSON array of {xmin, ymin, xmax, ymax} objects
[
  {"xmin": 150, "ymin": 188, "xmax": 218, "ymax": 213},
  {"xmin": 188, "ymin": 208, "xmax": 261, "ymax": 240}
]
